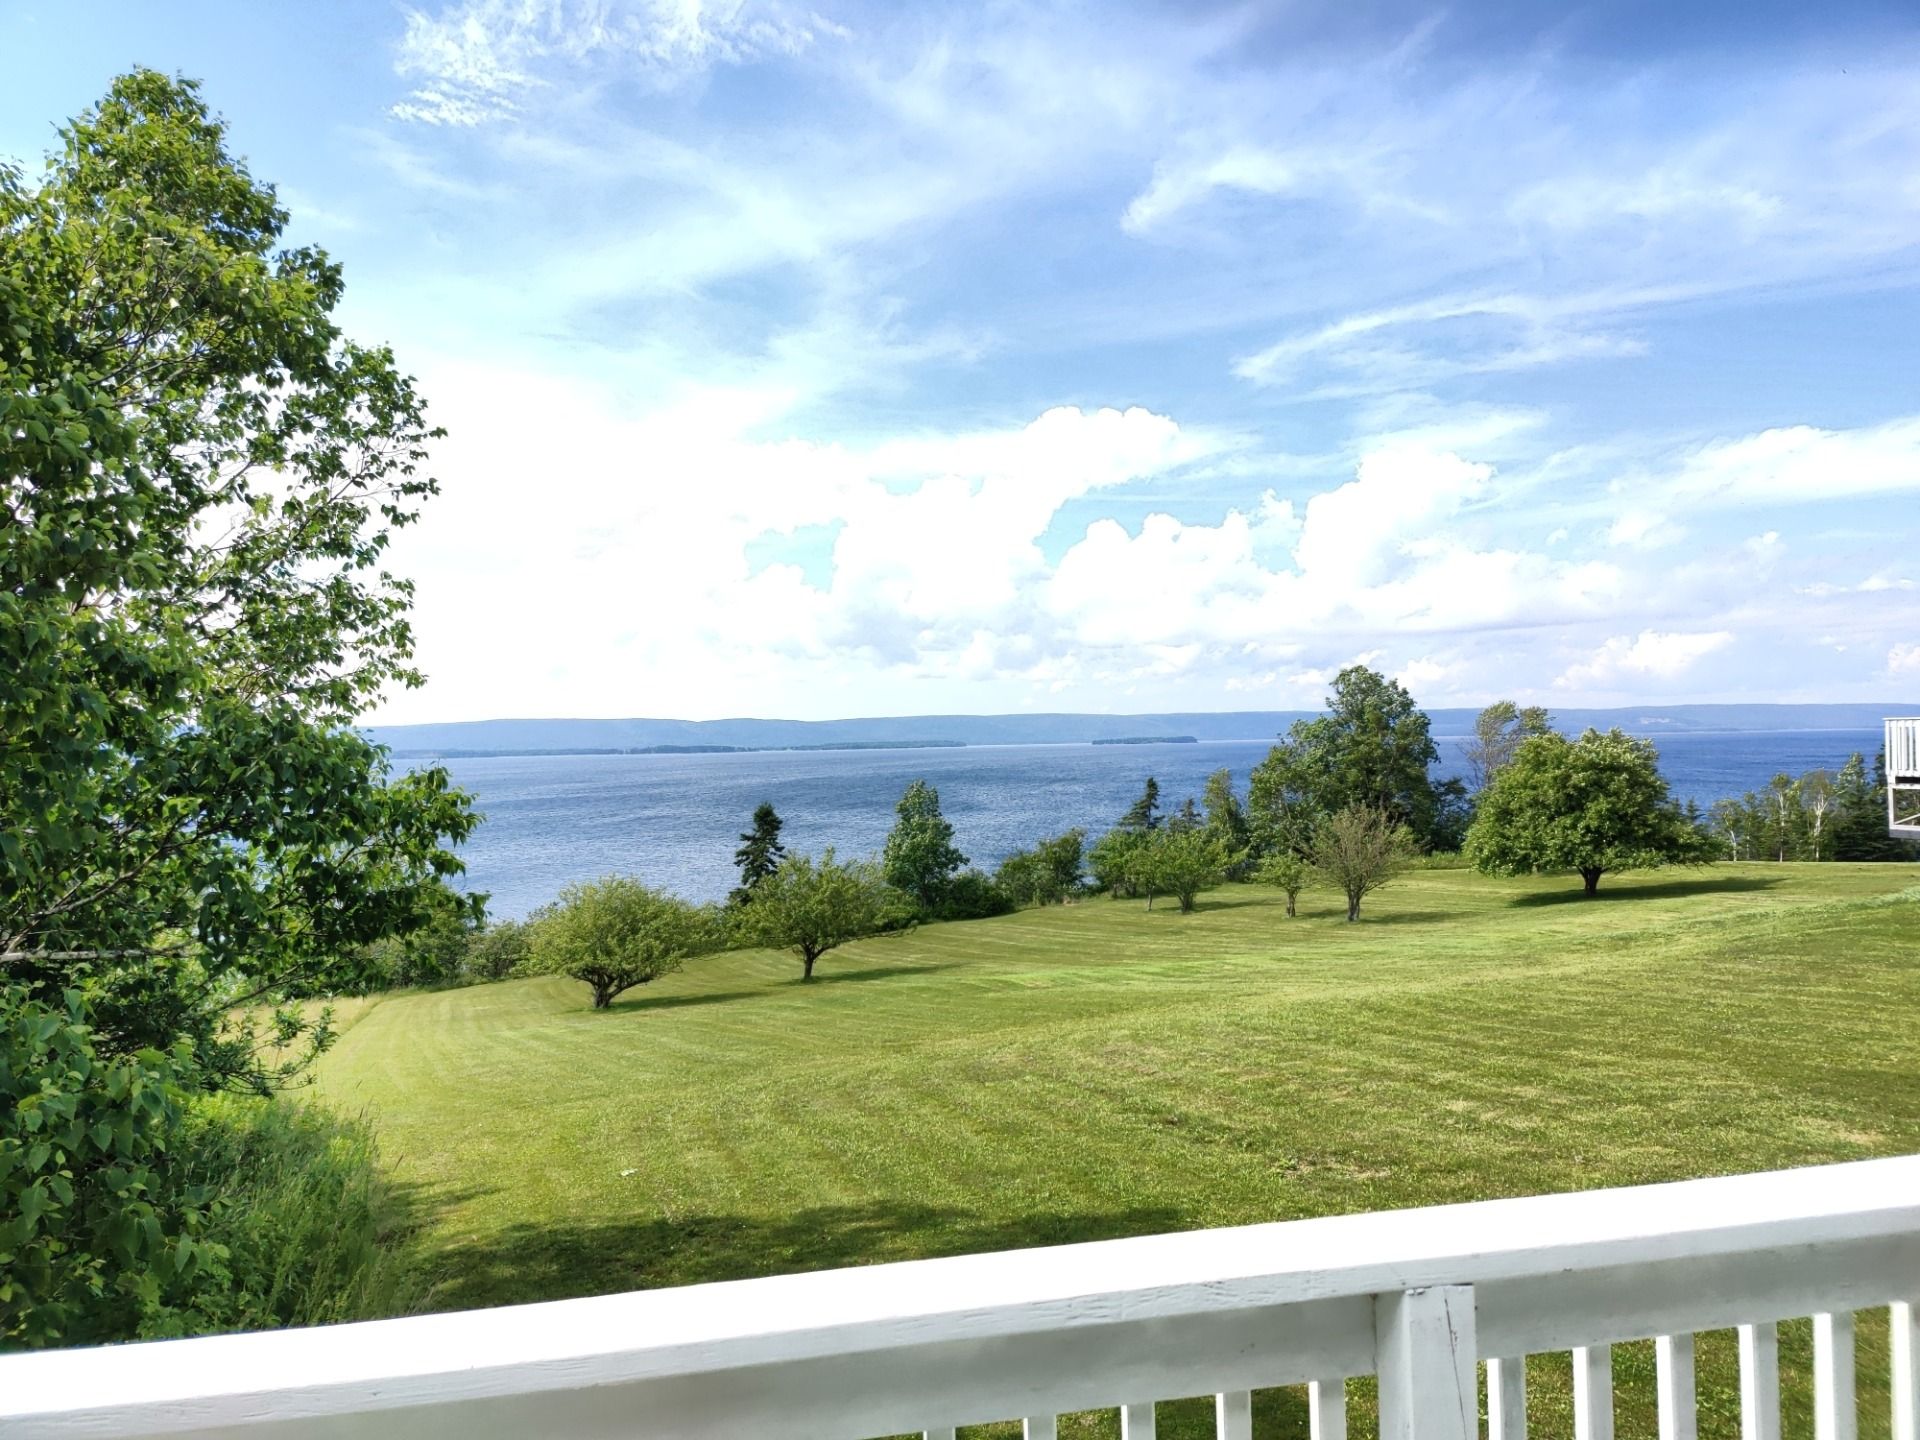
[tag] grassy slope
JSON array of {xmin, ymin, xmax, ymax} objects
[{"xmin": 315, "ymin": 865, "xmax": 1920, "ymax": 1439}]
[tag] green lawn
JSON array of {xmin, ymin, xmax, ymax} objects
[{"xmin": 315, "ymin": 864, "xmax": 1920, "ymax": 1440}]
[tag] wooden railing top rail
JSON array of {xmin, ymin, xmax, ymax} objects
[{"xmin": 5, "ymin": 1156, "xmax": 1918, "ymax": 1439}]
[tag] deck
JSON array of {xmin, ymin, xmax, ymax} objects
[
  {"xmin": 1891, "ymin": 717, "xmax": 1920, "ymax": 840},
  {"xmin": 3, "ymin": 1156, "xmax": 1918, "ymax": 1440}
]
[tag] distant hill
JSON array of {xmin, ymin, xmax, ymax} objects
[{"xmin": 362, "ymin": 703, "xmax": 1915, "ymax": 757}]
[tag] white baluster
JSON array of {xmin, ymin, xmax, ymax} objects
[
  {"xmin": 1310, "ymin": 1378, "xmax": 1347, "ymax": 1440},
  {"xmin": 1740, "ymin": 1322, "xmax": 1782, "ymax": 1440},
  {"xmin": 1024, "ymin": 1418, "xmax": 1057, "ymax": 1440},
  {"xmin": 1657, "ymin": 1334, "xmax": 1698, "ymax": 1440},
  {"xmin": 1214, "ymin": 1390, "xmax": 1252, "ymax": 1440},
  {"xmin": 1895, "ymin": 1302, "xmax": 1918, "ymax": 1440},
  {"xmin": 1574, "ymin": 1345, "xmax": 1614, "ymax": 1440},
  {"xmin": 1814, "ymin": 1312, "xmax": 1856, "ymax": 1440},
  {"xmin": 1489, "ymin": 1356, "xmax": 1527, "ymax": 1440},
  {"xmin": 1122, "ymin": 1401, "xmax": 1157, "ymax": 1439},
  {"xmin": 923, "ymin": 1430, "xmax": 956, "ymax": 1440},
  {"xmin": 1376, "ymin": 1286, "xmax": 1478, "ymax": 1440}
]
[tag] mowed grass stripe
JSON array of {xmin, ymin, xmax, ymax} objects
[{"xmin": 314, "ymin": 864, "xmax": 1920, "ymax": 1439}]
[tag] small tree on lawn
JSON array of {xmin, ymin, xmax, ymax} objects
[
  {"xmin": 742, "ymin": 850, "xmax": 899, "ymax": 980},
  {"xmin": 730, "ymin": 801, "xmax": 787, "ymax": 905},
  {"xmin": 882, "ymin": 780, "xmax": 968, "ymax": 913},
  {"xmin": 530, "ymin": 877, "xmax": 723, "ymax": 1008},
  {"xmin": 1311, "ymin": 804, "xmax": 1415, "ymax": 922},
  {"xmin": 1133, "ymin": 828, "xmax": 1230, "ymax": 912},
  {"xmin": 1465, "ymin": 729, "xmax": 1708, "ymax": 897},
  {"xmin": 1256, "ymin": 851, "xmax": 1310, "ymax": 917}
]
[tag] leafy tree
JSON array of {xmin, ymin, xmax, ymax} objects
[
  {"xmin": 1256, "ymin": 851, "xmax": 1310, "ymax": 917},
  {"xmin": 730, "ymin": 802, "xmax": 787, "ymax": 905},
  {"xmin": 1, "ymin": 71, "xmax": 476, "ymax": 1093},
  {"xmin": 1167, "ymin": 796, "xmax": 1204, "ymax": 834},
  {"xmin": 1088, "ymin": 827, "xmax": 1148, "ymax": 898},
  {"xmin": 1132, "ymin": 828, "xmax": 1231, "ymax": 912},
  {"xmin": 1464, "ymin": 701, "xmax": 1553, "ymax": 792},
  {"xmin": 1465, "ymin": 730, "xmax": 1707, "ymax": 897},
  {"xmin": 1201, "ymin": 768, "xmax": 1251, "ymax": 872},
  {"xmin": 528, "ymin": 877, "xmax": 723, "ymax": 1009},
  {"xmin": 1311, "ymin": 804, "xmax": 1416, "ymax": 921},
  {"xmin": 881, "ymin": 780, "xmax": 968, "ymax": 912},
  {"xmin": 996, "ymin": 829, "xmax": 1085, "ymax": 907},
  {"xmin": 740, "ymin": 851, "xmax": 900, "ymax": 980},
  {"xmin": 1249, "ymin": 666, "xmax": 1464, "ymax": 851},
  {"xmin": 1119, "ymin": 777, "xmax": 1163, "ymax": 832}
]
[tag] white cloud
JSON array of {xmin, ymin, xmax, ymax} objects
[
  {"xmin": 1890, "ymin": 643, "xmax": 1920, "ymax": 676},
  {"xmin": 391, "ymin": 0, "xmax": 836, "ymax": 125},
  {"xmin": 1556, "ymin": 630, "xmax": 1735, "ymax": 690},
  {"xmin": 1668, "ymin": 418, "xmax": 1920, "ymax": 505}
]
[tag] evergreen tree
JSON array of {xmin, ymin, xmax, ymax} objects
[
  {"xmin": 1119, "ymin": 777, "xmax": 1162, "ymax": 832},
  {"xmin": 1168, "ymin": 796, "xmax": 1203, "ymax": 834},
  {"xmin": 730, "ymin": 801, "xmax": 787, "ymax": 905}
]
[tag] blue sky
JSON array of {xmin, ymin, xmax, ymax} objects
[{"xmin": 6, "ymin": 0, "xmax": 1920, "ymax": 723}]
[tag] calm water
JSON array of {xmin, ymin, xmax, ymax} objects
[{"xmin": 432, "ymin": 729, "xmax": 1886, "ymax": 917}]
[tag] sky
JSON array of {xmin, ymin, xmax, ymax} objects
[{"xmin": 5, "ymin": 0, "xmax": 1920, "ymax": 724}]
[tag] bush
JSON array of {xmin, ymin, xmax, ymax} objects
[
  {"xmin": 931, "ymin": 869, "xmax": 1016, "ymax": 921},
  {"xmin": 464, "ymin": 918, "xmax": 534, "ymax": 982},
  {"xmin": 2, "ymin": 987, "xmax": 410, "ymax": 1349},
  {"xmin": 996, "ymin": 830, "xmax": 1086, "ymax": 907}
]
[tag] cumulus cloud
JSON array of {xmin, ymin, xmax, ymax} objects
[
  {"xmin": 1557, "ymin": 630, "xmax": 1735, "ymax": 690},
  {"xmin": 1890, "ymin": 643, "xmax": 1920, "ymax": 676}
]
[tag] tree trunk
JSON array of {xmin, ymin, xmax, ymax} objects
[
  {"xmin": 1285, "ymin": 892, "xmax": 1297, "ymax": 917},
  {"xmin": 1346, "ymin": 891, "xmax": 1360, "ymax": 922},
  {"xmin": 1581, "ymin": 868, "xmax": 1602, "ymax": 897},
  {"xmin": 802, "ymin": 951, "xmax": 817, "ymax": 980}
]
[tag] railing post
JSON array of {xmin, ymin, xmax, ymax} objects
[
  {"xmin": 1311, "ymin": 1378, "xmax": 1348, "ymax": 1440},
  {"xmin": 1489, "ymin": 1356, "xmax": 1527, "ymax": 1440},
  {"xmin": 1574, "ymin": 1345, "xmax": 1614, "ymax": 1440},
  {"xmin": 1216, "ymin": 1390, "xmax": 1253, "ymax": 1440},
  {"xmin": 1122, "ymin": 1401, "xmax": 1157, "ymax": 1439},
  {"xmin": 1376, "ymin": 1286, "xmax": 1477, "ymax": 1440},
  {"xmin": 1895, "ymin": 1302, "xmax": 1917, "ymax": 1440},
  {"xmin": 1740, "ymin": 1322, "xmax": 1782, "ymax": 1440},
  {"xmin": 1024, "ymin": 1418, "xmax": 1057, "ymax": 1440},
  {"xmin": 1814, "ymin": 1312, "xmax": 1857, "ymax": 1440},
  {"xmin": 1657, "ymin": 1334, "xmax": 1698, "ymax": 1440}
]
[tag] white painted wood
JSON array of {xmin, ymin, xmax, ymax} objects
[
  {"xmin": 1, "ymin": 1156, "xmax": 1918, "ymax": 1440},
  {"xmin": 1215, "ymin": 1390, "xmax": 1252, "ymax": 1440},
  {"xmin": 1895, "ymin": 1301, "xmax": 1918, "ymax": 1440},
  {"xmin": 1376, "ymin": 1286, "xmax": 1477, "ymax": 1440},
  {"xmin": 1814, "ymin": 1312, "xmax": 1856, "ymax": 1440},
  {"xmin": 1309, "ymin": 1378, "xmax": 1347, "ymax": 1440},
  {"xmin": 1024, "ymin": 1416, "xmax": 1057, "ymax": 1440},
  {"xmin": 1488, "ymin": 1356, "xmax": 1527, "ymax": 1440},
  {"xmin": 1122, "ymin": 1401, "xmax": 1156, "ymax": 1439},
  {"xmin": 1574, "ymin": 1345, "xmax": 1614, "ymax": 1440},
  {"xmin": 924, "ymin": 1429, "xmax": 956, "ymax": 1440},
  {"xmin": 1656, "ymin": 1333, "xmax": 1697, "ymax": 1440},
  {"xmin": 1740, "ymin": 1321, "xmax": 1782, "ymax": 1440}
]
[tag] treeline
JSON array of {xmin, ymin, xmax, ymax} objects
[{"xmin": 1703, "ymin": 753, "xmax": 1915, "ymax": 862}]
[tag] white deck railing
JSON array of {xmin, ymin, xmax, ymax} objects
[
  {"xmin": 3, "ymin": 1157, "xmax": 1918, "ymax": 1440},
  {"xmin": 1890, "ymin": 718, "xmax": 1920, "ymax": 836}
]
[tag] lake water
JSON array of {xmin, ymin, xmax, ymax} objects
[{"xmin": 431, "ymin": 729, "xmax": 1887, "ymax": 917}]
